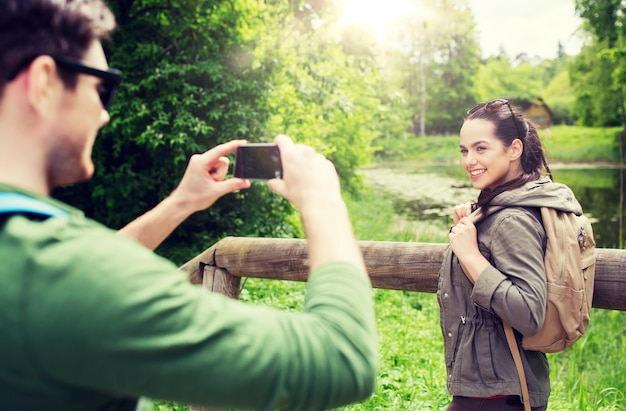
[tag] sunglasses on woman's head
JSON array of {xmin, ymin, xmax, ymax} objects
[
  {"xmin": 467, "ymin": 98, "xmax": 523, "ymax": 140},
  {"xmin": 52, "ymin": 56, "xmax": 122, "ymax": 109}
]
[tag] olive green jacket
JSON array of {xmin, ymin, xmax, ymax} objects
[{"xmin": 438, "ymin": 177, "xmax": 583, "ymax": 408}]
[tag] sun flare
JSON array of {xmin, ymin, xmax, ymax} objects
[{"xmin": 339, "ymin": 0, "xmax": 420, "ymax": 40}]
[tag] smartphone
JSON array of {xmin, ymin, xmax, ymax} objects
[{"xmin": 233, "ymin": 143, "xmax": 283, "ymax": 180}]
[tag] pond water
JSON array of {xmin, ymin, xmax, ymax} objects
[{"xmin": 361, "ymin": 161, "xmax": 624, "ymax": 249}]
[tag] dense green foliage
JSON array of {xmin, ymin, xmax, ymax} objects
[
  {"xmin": 47, "ymin": 0, "xmax": 626, "ymax": 264},
  {"xmin": 573, "ymin": 0, "xmax": 626, "ymax": 127},
  {"xmin": 50, "ymin": 0, "xmax": 390, "ymax": 263},
  {"xmin": 379, "ymin": 1, "xmax": 479, "ymax": 135},
  {"xmin": 54, "ymin": 0, "xmax": 298, "ymax": 264}
]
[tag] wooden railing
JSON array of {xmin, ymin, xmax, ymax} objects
[
  {"xmin": 180, "ymin": 237, "xmax": 626, "ymax": 411},
  {"xmin": 180, "ymin": 236, "xmax": 626, "ymax": 311}
]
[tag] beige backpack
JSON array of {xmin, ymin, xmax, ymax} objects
[
  {"xmin": 521, "ymin": 207, "xmax": 596, "ymax": 352},
  {"xmin": 466, "ymin": 206, "xmax": 596, "ymax": 411}
]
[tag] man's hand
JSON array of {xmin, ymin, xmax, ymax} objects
[
  {"xmin": 268, "ymin": 135, "xmax": 341, "ymax": 211},
  {"xmin": 170, "ymin": 140, "xmax": 251, "ymax": 214}
]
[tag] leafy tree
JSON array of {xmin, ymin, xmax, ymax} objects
[
  {"xmin": 376, "ymin": 0, "xmax": 479, "ymax": 136},
  {"xmin": 571, "ymin": 40, "xmax": 622, "ymax": 126},
  {"xmin": 573, "ymin": 0, "xmax": 626, "ymax": 127},
  {"xmin": 252, "ymin": 0, "xmax": 381, "ymax": 193},
  {"xmin": 52, "ymin": 0, "xmax": 385, "ymax": 263},
  {"xmin": 474, "ymin": 56, "xmax": 545, "ymax": 102},
  {"xmin": 426, "ymin": 1, "xmax": 480, "ymax": 135},
  {"xmin": 544, "ymin": 69, "xmax": 576, "ymax": 125},
  {"xmin": 472, "ymin": 51, "xmax": 576, "ymax": 128},
  {"xmin": 54, "ymin": 0, "xmax": 298, "ymax": 264}
]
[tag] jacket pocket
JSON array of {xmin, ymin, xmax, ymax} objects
[{"xmin": 460, "ymin": 320, "xmax": 498, "ymax": 384}]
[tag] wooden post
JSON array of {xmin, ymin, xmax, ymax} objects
[
  {"xmin": 187, "ymin": 263, "xmax": 240, "ymax": 411},
  {"xmin": 201, "ymin": 264, "xmax": 241, "ymax": 299},
  {"xmin": 592, "ymin": 248, "xmax": 626, "ymax": 310}
]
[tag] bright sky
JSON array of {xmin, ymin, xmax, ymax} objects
[{"xmin": 466, "ymin": 0, "xmax": 585, "ymax": 59}]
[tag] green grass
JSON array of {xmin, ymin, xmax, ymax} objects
[
  {"xmin": 372, "ymin": 125, "xmax": 624, "ymax": 165},
  {"xmin": 541, "ymin": 126, "xmax": 623, "ymax": 163},
  {"xmin": 156, "ymin": 126, "xmax": 625, "ymax": 410},
  {"xmin": 547, "ymin": 309, "xmax": 626, "ymax": 411}
]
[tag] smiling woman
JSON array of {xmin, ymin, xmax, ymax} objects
[{"xmin": 338, "ymin": 0, "xmax": 420, "ymax": 40}]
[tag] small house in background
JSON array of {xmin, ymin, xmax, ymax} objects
[{"xmin": 512, "ymin": 97, "xmax": 553, "ymax": 130}]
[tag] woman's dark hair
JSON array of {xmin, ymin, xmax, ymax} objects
[{"xmin": 464, "ymin": 99, "xmax": 553, "ymax": 208}]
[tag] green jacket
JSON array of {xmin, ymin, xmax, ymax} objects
[
  {"xmin": 0, "ymin": 185, "xmax": 378, "ymax": 411},
  {"xmin": 438, "ymin": 177, "xmax": 583, "ymax": 408}
]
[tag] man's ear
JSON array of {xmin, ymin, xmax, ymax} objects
[
  {"xmin": 510, "ymin": 138, "xmax": 523, "ymax": 161},
  {"xmin": 24, "ymin": 56, "xmax": 62, "ymax": 118}
]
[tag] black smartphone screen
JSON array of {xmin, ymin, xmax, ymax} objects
[{"xmin": 233, "ymin": 144, "xmax": 283, "ymax": 180}]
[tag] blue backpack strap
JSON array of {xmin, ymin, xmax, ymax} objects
[{"xmin": 0, "ymin": 192, "xmax": 69, "ymax": 219}]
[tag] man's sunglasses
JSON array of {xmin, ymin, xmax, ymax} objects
[
  {"xmin": 52, "ymin": 56, "xmax": 122, "ymax": 109},
  {"xmin": 467, "ymin": 98, "xmax": 523, "ymax": 140}
]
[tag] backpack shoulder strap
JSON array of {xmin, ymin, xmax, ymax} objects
[
  {"xmin": 504, "ymin": 323, "xmax": 532, "ymax": 411},
  {"xmin": 0, "ymin": 192, "xmax": 69, "ymax": 219},
  {"xmin": 466, "ymin": 205, "xmax": 505, "ymax": 225}
]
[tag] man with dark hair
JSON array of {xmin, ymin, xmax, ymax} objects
[{"xmin": 0, "ymin": 1, "xmax": 378, "ymax": 410}]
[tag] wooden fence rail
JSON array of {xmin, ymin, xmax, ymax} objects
[
  {"xmin": 180, "ymin": 237, "xmax": 626, "ymax": 410},
  {"xmin": 180, "ymin": 236, "xmax": 626, "ymax": 312}
]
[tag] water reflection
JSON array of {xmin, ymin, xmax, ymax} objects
[
  {"xmin": 365, "ymin": 163, "xmax": 624, "ymax": 249},
  {"xmin": 554, "ymin": 166, "xmax": 623, "ymax": 249}
]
